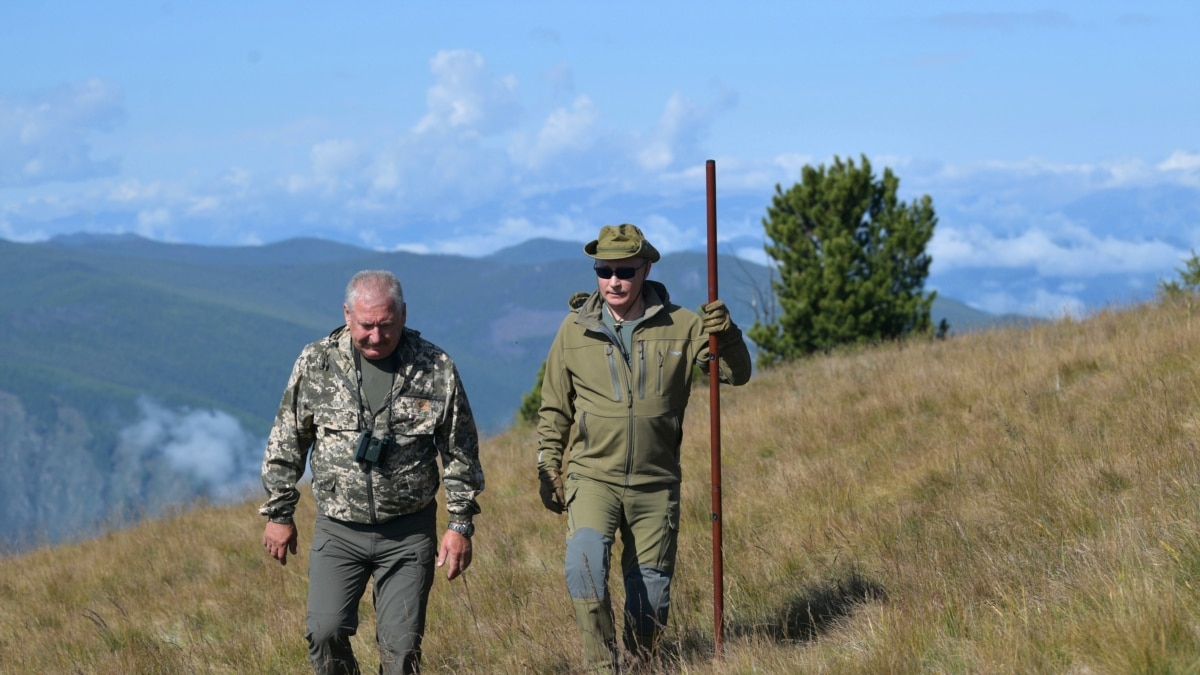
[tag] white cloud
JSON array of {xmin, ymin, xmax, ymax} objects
[
  {"xmin": 0, "ymin": 52, "xmax": 754, "ymax": 252},
  {"xmin": 635, "ymin": 87, "xmax": 736, "ymax": 173},
  {"xmin": 0, "ymin": 217, "xmax": 46, "ymax": 243},
  {"xmin": 1159, "ymin": 151, "xmax": 1200, "ymax": 187},
  {"xmin": 368, "ymin": 156, "xmax": 402, "ymax": 193},
  {"xmin": 235, "ymin": 230, "xmax": 264, "ymax": 246},
  {"xmin": 664, "ymin": 154, "xmax": 812, "ymax": 194},
  {"xmin": 391, "ymin": 242, "xmax": 432, "ymax": 255},
  {"xmin": 637, "ymin": 94, "xmax": 702, "ymax": 171},
  {"xmin": 187, "ymin": 196, "xmax": 220, "ymax": 215},
  {"xmin": 118, "ymin": 397, "xmax": 263, "ymax": 499},
  {"xmin": 497, "ymin": 214, "xmax": 593, "ymax": 243},
  {"xmin": 636, "ymin": 214, "xmax": 692, "ymax": 253},
  {"xmin": 927, "ymin": 155, "xmax": 1200, "ymax": 194},
  {"xmin": 972, "ymin": 287, "xmax": 1085, "ymax": 319},
  {"xmin": 773, "ymin": 153, "xmax": 816, "ymax": 180},
  {"xmin": 413, "ymin": 50, "xmax": 520, "ymax": 137},
  {"xmin": 0, "ymin": 78, "xmax": 124, "ymax": 187},
  {"xmin": 282, "ymin": 173, "xmax": 310, "ymax": 195},
  {"xmin": 0, "ymin": 52, "xmax": 1191, "ymax": 326},
  {"xmin": 734, "ymin": 245, "xmax": 770, "ymax": 266},
  {"xmin": 1160, "ymin": 151, "xmax": 1200, "ymax": 172},
  {"xmin": 223, "ymin": 167, "xmax": 253, "ymax": 191},
  {"xmin": 637, "ymin": 144, "xmax": 673, "ymax": 173},
  {"xmin": 403, "ymin": 214, "xmax": 598, "ymax": 257},
  {"xmin": 136, "ymin": 208, "xmax": 172, "ymax": 237},
  {"xmin": 279, "ymin": 140, "xmax": 370, "ymax": 200},
  {"xmin": 931, "ymin": 222, "xmax": 1183, "ymax": 277},
  {"xmin": 310, "ymin": 139, "xmax": 364, "ymax": 192},
  {"xmin": 520, "ymin": 95, "xmax": 599, "ymax": 168},
  {"xmin": 109, "ymin": 179, "xmax": 164, "ymax": 202}
]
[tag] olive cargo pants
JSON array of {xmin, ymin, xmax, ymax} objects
[
  {"xmin": 564, "ymin": 475, "xmax": 680, "ymax": 671},
  {"xmin": 306, "ymin": 505, "xmax": 436, "ymax": 675}
]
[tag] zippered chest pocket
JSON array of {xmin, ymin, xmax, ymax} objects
[{"xmin": 652, "ymin": 341, "xmax": 692, "ymax": 396}]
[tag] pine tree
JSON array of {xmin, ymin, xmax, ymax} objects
[
  {"xmin": 1157, "ymin": 249, "xmax": 1200, "ymax": 301},
  {"xmin": 748, "ymin": 154, "xmax": 937, "ymax": 366},
  {"xmin": 516, "ymin": 360, "xmax": 546, "ymax": 425}
]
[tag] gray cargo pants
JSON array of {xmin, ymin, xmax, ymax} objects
[
  {"xmin": 564, "ymin": 475, "xmax": 680, "ymax": 672},
  {"xmin": 306, "ymin": 504, "xmax": 436, "ymax": 675}
]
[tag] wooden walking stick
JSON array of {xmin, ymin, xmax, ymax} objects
[{"xmin": 705, "ymin": 158, "xmax": 725, "ymax": 657}]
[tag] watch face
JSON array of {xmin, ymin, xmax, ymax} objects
[{"xmin": 451, "ymin": 522, "xmax": 474, "ymax": 537}]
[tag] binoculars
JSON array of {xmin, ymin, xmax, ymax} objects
[{"xmin": 354, "ymin": 430, "xmax": 393, "ymax": 464}]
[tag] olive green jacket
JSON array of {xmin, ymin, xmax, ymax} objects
[{"xmin": 536, "ymin": 281, "xmax": 751, "ymax": 486}]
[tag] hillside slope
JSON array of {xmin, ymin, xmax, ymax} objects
[
  {"xmin": 3, "ymin": 298, "xmax": 1198, "ymax": 672},
  {"xmin": 0, "ymin": 235, "xmax": 1024, "ymax": 551}
]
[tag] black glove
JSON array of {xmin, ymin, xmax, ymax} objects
[{"xmin": 538, "ymin": 468, "xmax": 565, "ymax": 514}]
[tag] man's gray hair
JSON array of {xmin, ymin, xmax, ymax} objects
[{"xmin": 345, "ymin": 270, "xmax": 405, "ymax": 311}]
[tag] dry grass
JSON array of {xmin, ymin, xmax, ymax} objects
[{"xmin": 5, "ymin": 298, "xmax": 1200, "ymax": 673}]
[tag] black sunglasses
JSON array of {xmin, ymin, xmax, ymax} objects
[{"xmin": 594, "ymin": 263, "xmax": 645, "ymax": 280}]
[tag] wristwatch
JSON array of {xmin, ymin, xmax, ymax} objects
[{"xmin": 447, "ymin": 521, "xmax": 474, "ymax": 538}]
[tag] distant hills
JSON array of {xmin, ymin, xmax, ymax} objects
[{"xmin": 0, "ymin": 234, "xmax": 1030, "ymax": 551}]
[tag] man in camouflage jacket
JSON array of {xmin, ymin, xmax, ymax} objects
[
  {"xmin": 261, "ymin": 269, "xmax": 484, "ymax": 675},
  {"xmin": 536, "ymin": 224, "xmax": 751, "ymax": 671}
]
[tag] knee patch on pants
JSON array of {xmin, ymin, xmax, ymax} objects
[
  {"xmin": 565, "ymin": 527, "xmax": 611, "ymax": 600},
  {"xmin": 625, "ymin": 565, "xmax": 672, "ymax": 633}
]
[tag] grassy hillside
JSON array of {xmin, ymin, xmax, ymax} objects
[{"xmin": 3, "ymin": 297, "xmax": 1199, "ymax": 672}]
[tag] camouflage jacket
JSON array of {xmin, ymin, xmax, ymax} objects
[
  {"xmin": 537, "ymin": 280, "xmax": 751, "ymax": 486},
  {"xmin": 259, "ymin": 326, "xmax": 484, "ymax": 526}
]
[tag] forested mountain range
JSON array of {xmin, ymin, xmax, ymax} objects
[{"xmin": 0, "ymin": 234, "xmax": 1027, "ymax": 551}]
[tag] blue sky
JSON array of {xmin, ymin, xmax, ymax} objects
[{"xmin": 2, "ymin": 1, "xmax": 1198, "ymax": 317}]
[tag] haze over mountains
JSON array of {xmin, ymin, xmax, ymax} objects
[{"xmin": 0, "ymin": 234, "xmax": 1026, "ymax": 552}]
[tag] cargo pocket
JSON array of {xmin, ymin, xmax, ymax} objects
[
  {"xmin": 564, "ymin": 475, "xmax": 580, "ymax": 535},
  {"xmin": 310, "ymin": 534, "xmax": 331, "ymax": 554},
  {"xmin": 312, "ymin": 475, "xmax": 336, "ymax": 501},
  {"xmin": 655, "ymin": 485, "xmax": 681, "ymax": 571},
  {"xmin": 314, "ymin": 407, "xmax": 359, "ymax": 434},
  {"xmin": 311, "ymin": 408, "xmax": 361, "ymax": 474}
]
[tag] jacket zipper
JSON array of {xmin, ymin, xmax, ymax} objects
[
  {"xmin": 597, "ymin": 318, "xmax": 639, "ymax": 486},
  {"xmin": 344, "ymin": 347, "xmax": 380, "ymax": 524}
]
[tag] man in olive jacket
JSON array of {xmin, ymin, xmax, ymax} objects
[{"xmin": 536, "ymin": 224, "xmax": 751, "ymax": 671}]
